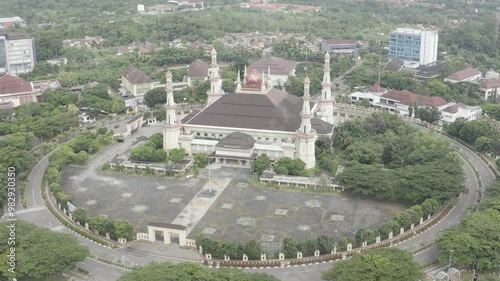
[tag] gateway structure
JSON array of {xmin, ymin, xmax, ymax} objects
[{"xmin": 163, "ymin": 49, "xmax": 335, "ymax": 169}]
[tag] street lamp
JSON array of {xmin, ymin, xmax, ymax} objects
[{"xmin": 447, "ymin": 249, "xmax": 454, "ymax": 281}]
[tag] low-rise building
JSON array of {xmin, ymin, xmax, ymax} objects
[
  {"xmin": 248, "ymin": 56, "xmax": 297, "ymax": 87},
  {"xmin": 444, "ymin": 67, "xmax": 482, "ymax": 83},
  {"xmin": 0, "ymin": 74, "xmax": 37, "ymax": 109},
  {"xmin": 0, "ymin": 17, "xmax": 26, "ymax": 30},
  {"xmin": 121, "ymin": 66, "xmax": 154, "ymax": 100},
  {"xmin": 479, "ymin": 78, "xmax": 500, "ymax": 102},
  {"xmin": 440, "ymin": 103, "xmax": 482, "ymax": 123},
  {"xmin": 321, "ymin": 39, "xmax": 357, "ymax": 54},
  {"xmin": 377, "ymin": 90, "xmax": 448, "ymax": 116},
  {"xmin": 32, "ymin": 79, "xmax": 61, "ymax": 94},
  {"xmin": 186, "ymin": 59, "xmax": 209, "ymax": 87}
]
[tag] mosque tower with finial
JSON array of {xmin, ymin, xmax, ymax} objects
[
  {"xmin": 319, "ymin": 52, "xmax": 335, "ymax": 124},
  {"xmin": 206, "ymin": 47, "xmax": 223, "ymax": 105},
  {"xmin": 296, "ymin": 75, "xmax": 316, "ymax": 169},
  {"xmin": 163, "ymin": 69, "xmax": 181, "ymax": 151}
]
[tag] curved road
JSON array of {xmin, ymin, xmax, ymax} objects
[{"xmin": 18, "ymin": 126, "xmax": 497, "ymax": 281}]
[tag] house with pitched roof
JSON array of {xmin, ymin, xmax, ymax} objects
[
  {"xmin": 378, "ymin": 89, "xmax": 448, "ymax": 115},
  {"xmin": 248, "ymin": 56, "xmax": 297, "ymax": 87},
  {"xmin": 479, "ymin": 78, "xmax": 500, "ymax": 102},
  {"xmin": 186, "ymin": 59, "xmax": 209, "ymax": 87},
  {"xmin": 121, "ymin": 66, "xmax": 154, "ymax": 100},
  {"xmin": 444, "ymin": 67, "xmax": 482, "ymax": 83},
  {"xmin": 440, "ymin": 103, "xmax": 482, "ymax": 123},
  {"xmin": 0, "ymin": 74, "xmax": 37, "ymax": 109}
]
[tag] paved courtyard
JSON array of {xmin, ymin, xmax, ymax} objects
[
  {"xmin": 61, "ymin": 165, "xmax": 408, "ymax": 253},
  {"xmin": 60, "ymin": 167, "xmax": 207, "ymax": 232}
]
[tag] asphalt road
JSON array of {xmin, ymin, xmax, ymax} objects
[{"xmin": 19, "ymin": 120, "xmax": 497, "ymax": 281}]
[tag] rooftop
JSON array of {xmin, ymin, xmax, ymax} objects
[
  {"xmin": 215, "ymin": 132, "xmax": 256, "ymax": 150},
  {"xmin": 122, "ymin": 66, "xmax": 153, "ymax": 85},
  {"xmin": 445, "ymin": 67, "xmax": 481, "ymax": 81},
  {"xmin": 322, "ymin": 39, "xmax": 356, "ymax": 46},
  {"xmin": 382, "ymin": 90, "xmax": 448, "ymax": 107},
  {"xmin": 0, "ymin": 31, "xmax": 32, "ymax": 40},
  {"xmin": 0, "ymin": 74, "xmax": 34, "ymax": 95},
  {"xmin": 187, "ymin": 59, "xmax": 209, "ymax": 78},
  {"xmin": 249, "ymin": 56, "xmax": 297, "ymax": 76},
  {"xmin": 479, "ymin": 78, "xmax": 500, "ymax": 89}
]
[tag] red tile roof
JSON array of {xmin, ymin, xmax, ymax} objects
[
  {"xmin": 442, "ymin": 103, "xmax": 465, "ymax": 113},
  {"xmin": 445, "ymin": 67, "xmax": 481, "ymax": 81},
  {"xmin": 479, "ymin": 78, "xmax": 500, "ymax": 89},
  {"xmin": 0, "ymin": 74, "xmax": 34, "ymax": 95},
  {"xmin": 368, "ymin": 84, "xmax": 386, "ymax": 93},
  {"xmin": 382, "ymin": 90, "xmax": 447, "ymax": 107}
]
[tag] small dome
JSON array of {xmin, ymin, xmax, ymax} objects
[{"xmin": 244, "ymin": 69, "xmax": 262, "ymax": 88}]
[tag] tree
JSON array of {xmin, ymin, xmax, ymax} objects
[
  {"xmin": 436, "ymin": 209, "xmax": 500, "ymax": 271},
  {"xmin": 420, "ymin": 198, "xmax": 440, "ymax": 217},
  {"xmin": 317, "ymin": 173, "xmax": 330, "ymax": 191},
  {"xmin": 244, "ymin": 240, "xmax": 262, "ymax": 260},
  {"xmin": 119, "ymin": 262, "xmax": 279, "ymax": 281},
  {"xmin": 222, "ymin": 78, "xmax": 236, "ymax": 93},
  {"xmin": 425, "ymin": 80, "xmax": 452, "ymax": 99},
  {"xmin": 144, "ymin": 88, "xmax": 166, "ymax": 108},
  {"xmin": 114, "ymin": 219, "xmax": 135, "ymax": 240},
  {"xmin": 251, "ymin": 154, "xmax": 270, "ymax": 175},
  {"xmin": 458, "ymin": 120, "xmax": 491, "ymax": 144},
  {"xmin": 417, "ymin": 107, "xmax": 441, "ymax": 124},
  {"xmin": 475, "ymin": 136, "xmax": 490, "ymax": 152},
  {"xmin": 282, "ymin": 236, "xmax": 298, "ymax": 258},
  {"xmin": 86, "ymin": 215, "xmax": 108, "ymax": 235},
  {"xmin": 194, "ymin": 153, "xmax": 208, "ymax": 168},
  {"xmin": 168, "ymin": 148, "xmax": 185, "ymax": 163},
  {"xmin": 0, "ymin": 221, "xmax": 89, "ymax": 280},
  {"xmin": 317, "ymin": 235, "xmax": 335, "ymax": 254},
  {"xmin": 321, "ymin": 248, "xmax": 423, "ymax": 281},
  {"xmin": 72, "ymin": 208, "xmax": 87, "ymax": 225}
]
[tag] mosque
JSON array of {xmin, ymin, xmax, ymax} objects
[{"xmin": 163, "ymin": 48, "xmax": 336, "ymax": 169}]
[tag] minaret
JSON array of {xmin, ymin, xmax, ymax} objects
[
  {"xmin": 267, "ymin": 66, "xmax": 272, "ymax": 87},
  {"xmin": 261, "ymin": 70, "xmax": 266, "ymax": 91},
  {"xmin": 320, "ymin": 51, "xmax": 335, "ymax": 124},
  {"xmin": 236, "ymin": 69, "xmax": 241, "ymax": 91},
  {"xmin": 206, "ymin": 47, "xmax": 222, "ymax": 105},
  {"xmin": 296, "ymin": 76, "xmax": 316, "ymax": 169},
  {"xmin": 163, "ymin": 69, "xmax": 181, "ymax": 151}
]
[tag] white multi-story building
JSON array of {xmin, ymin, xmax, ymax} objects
[
  {"xmin": 0, "ymin": 32, "xmax": 36, "ymax": 75},
  {"xmin": 389, "ymin": 28, "xmax": 439, "ymax": 65}
]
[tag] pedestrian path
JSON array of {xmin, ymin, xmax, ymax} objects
[{"xmin": 171, "ymin": 177, "xmax": 231, "ymax": 235}]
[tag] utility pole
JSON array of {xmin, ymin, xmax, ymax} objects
[
  {"xmin": 447, "ymin": 249, "xmax": 454, "ymax": 281},
  {"xmin": 472, "ymin": 254, "xmax": 477, "ymax": 281}
]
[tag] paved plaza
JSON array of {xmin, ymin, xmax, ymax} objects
[{"xmin": 61, "ymin": 165, "xmax": 408, "ymax": 253}]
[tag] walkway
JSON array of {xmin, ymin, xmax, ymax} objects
[{"xmin": 172, "ymin": 173, "xmax": 231, "ymax": 234}]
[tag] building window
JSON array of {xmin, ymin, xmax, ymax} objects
[
  {"xmin": 211, "ymin": 134, "xmax": 216, "ymax": 138},
  {"xmin": 281, "ymin": 139, "xmax": 286, "ymax": 143},
  {"xmin": 204, "ymin": 133, "xmax": 208, "ymax": 137},
  {"xmin": 258, "ymin": 137, "xmax": 261, "ymax": 141},
  {"xmin": 219, "ymin": 134, "xmax": 223, "ymax": 138},
  {"xmin": 265, "ymin": 137, "xmax": 269, "ymax": 142},
  {"xmin": 197, "ymin": 132, "xmax": 200, "ymax": 136},
  {"xmin": 273, "ymin": 138, "xmax": 277, "ymax": 143}
]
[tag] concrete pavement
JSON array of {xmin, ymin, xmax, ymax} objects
[{"xmin": 18, "ymin": 117, "xmax": 497, "ymax": 281}]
